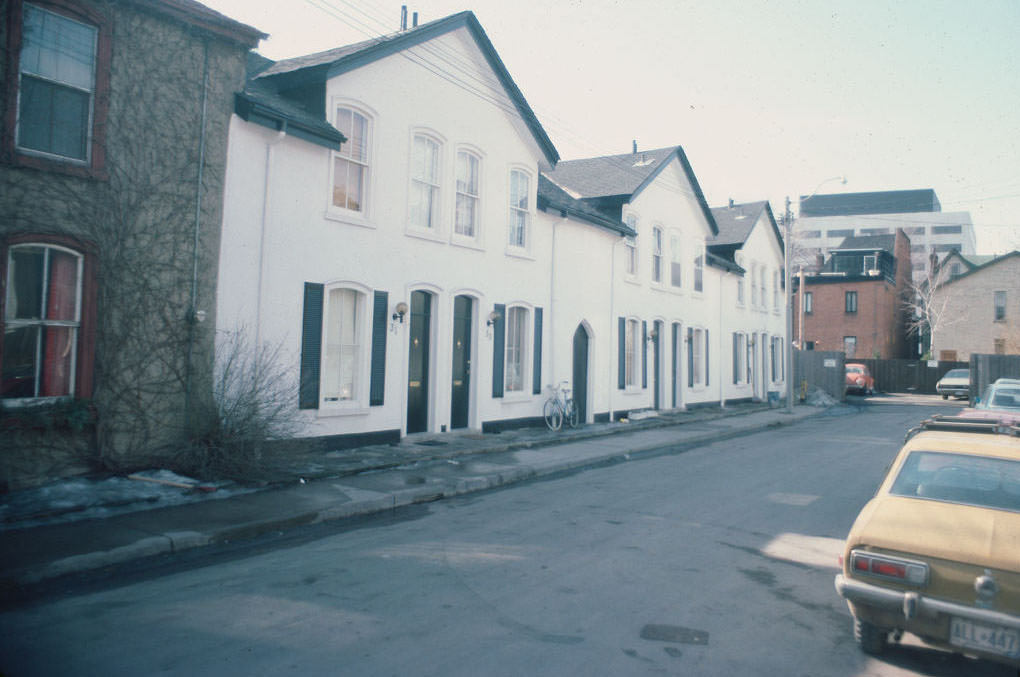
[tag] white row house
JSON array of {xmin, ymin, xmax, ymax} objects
[{"xmin": 215, "ymin": 11, "xmax": 788, "ymax": 450}]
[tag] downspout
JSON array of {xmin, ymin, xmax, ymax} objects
[
  {"xmin": 185, "ymin": 40, "xmax": 210, "ymax": 423},
  {"xmin": 256, "ymin": 128, "xmax": 288, "ymax": 352},
  {"xmin": 719, "ymin": 264, "xmax": 725, "ymax": 408},
  {"xmin": 609, "ymin": 236, "xmax": 619, "ymax": 422}
]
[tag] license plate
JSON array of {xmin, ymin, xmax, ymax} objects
[{"xmin": 950, "ymin": 617, "xmax": 1020, "ymax": 658}]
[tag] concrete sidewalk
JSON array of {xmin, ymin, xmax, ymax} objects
[{"xmin": 0, "ymin": 402, "xmax": 825, "ymax": 596}]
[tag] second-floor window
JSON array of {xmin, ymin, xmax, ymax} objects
[
  {"xmin": 651, "ymin": 226, "xmax": 663, "ymax": 283},
  {"xmin": 409, "ymin": 135, "xmax": 440, "ymax": 230},
  {"xmin": 994, "ymin": 291, "xmax": 1006, "ymax": 321},
  {"xmin": 455, "ymin": 151, "xmax": 480, "ymax": 238},
  {"xmin": 751, "ymin": 264, "xmax": 758, "ymax": 306},
  {"xmin": 670, "ymin": 234, "xmax": 683, "ymax": 288},
  {"xmin": 845, "ymin": 290, "xmax": 858, "ymax": 313},
  {"xmin": 333, "ymin": 107, "xmax": 369, "ymax": 212},
  {"xmin": 508, "ymin": 169, "xmax": 530, "ymax": 249},
  {"xmin": 693, "ymin": 250, "xmax": 703, "ymax": 292},
  {"xmin": 773, "ymin": 270, "xmax": 779, "ymax": 309},
  {"xmin": 17, "ymin": 4, "xmax": 98, "ymax": 164},
  {"xmin": 804, "ymin": 291, "xmax": 813, "ymax": 314}
]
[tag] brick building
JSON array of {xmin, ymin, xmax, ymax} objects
[{"xmin": 793, "ymin": 230, "xmax": 913, "ymax": 359}]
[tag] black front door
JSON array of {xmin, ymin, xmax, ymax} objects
[
  {"xmin": 572, "ymin": 324, "xmax": 589, "ymax": 423},
  {"xmin": 406, "ymin": 291, "xmax": 431, "ymax": 433},
  {"xmin": 450, "ymin": 295, "xmax": 472, "ymax": 429}
]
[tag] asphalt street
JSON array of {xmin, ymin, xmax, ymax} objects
[{"xmin": 1, "ymin": 400, "xmax": 1014, "ymax": 676}]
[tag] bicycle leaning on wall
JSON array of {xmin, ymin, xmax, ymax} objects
[{"xmin": 543, "ymin": 381, "xmax": 579, "ymax": 431}]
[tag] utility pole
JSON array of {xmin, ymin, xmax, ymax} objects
[{"xmin": 784, "ymin": 197, "xmax": 794, "ymax": 414}]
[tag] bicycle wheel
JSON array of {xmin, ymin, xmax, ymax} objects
[
  {"xmin": 564, "ymin": 398, "xmax": 579, "ymax": 428},
  {"xmin": 543, "ymin": 399, "xmax": 563, "ymax": 431}
]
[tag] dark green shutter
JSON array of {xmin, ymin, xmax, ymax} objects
[
  {"xmin": 687, "ymin": 327, "xmax": 694, "ymax": 388},
  {"xmin": 532, "ymin": 307, "xmax": 543, "ymax": 394},
  {"xmin": 299, "ymin": 282, "xmax": 324, "ymax": 409},
  {"xmin": 705, "ymin": 329, "xmax": 710, "ymax": 387},
  {"xmin": 492, "ymin": 303, "xmax": 506, "ymax": 398},
  {"xmin": 671, "ymin": 323, "xmax": 678, "ymax": 407},
  {"xmin": 732, "ymin": 334, "xmax": 738, "ymax": 384},
  {"xmin": 618, "ymin": 317, "xmax": 626, "ymax": 389},
  {"xmin": 642, "ymin": 321, "xmax": 647, "ymax": 389},
  {"xmin": 369, "ymin": 291, "xmax": 388, "ymax": 406}
]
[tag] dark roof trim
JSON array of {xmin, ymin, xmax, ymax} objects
[
  {"xmin": 631, "ymin": 147, "xmax": 718, "ymax": 236},
  {"xmin": 263, "ymin": 12, "xmax": 558, "ymax": 166},
  {"xmin": 762, "ymin": 202, "xmax": 785, "ymax": 256},
  {"xmin": 131, "ymin": 0, "xmax": 266, "ymax": 47},
  {"xmin": 707, "ymin": 251, "xmax": 743, "ymax": 274},
  {"xmin": 937, "ymin": 250, "xmax": 1020, "ymax": 287},
  {"xmin": 234, "ymin": 93, "xmax": 345, "ymax": 150}
]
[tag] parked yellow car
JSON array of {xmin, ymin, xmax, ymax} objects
[{"xmin": 834, "ymin": 416, "xmax": 1020, "ymax": 668}]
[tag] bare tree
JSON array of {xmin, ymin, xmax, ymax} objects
[{"xmin": 902, "ymin": 264, "xmax": 961, "ymax": 360}]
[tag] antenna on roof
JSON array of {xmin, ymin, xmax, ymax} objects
[
  {"xmin": 632, "ymin": 140, "xmax": 637, "ymax": 154},
  {"xmin": 400, "ymin": 5, "xmax": 407, "ymax": 30},
  {"xmin": 412, "ymin": 11, "xmax": 418, "ymax": 27}
]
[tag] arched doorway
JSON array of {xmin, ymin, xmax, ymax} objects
[
  {"xmin": 572, "ymin": 324, "xmax": 590, "ymax": 423},
  {"xmin": 450, "ymin": 295, "xmax": 473, "ymax": 429}
]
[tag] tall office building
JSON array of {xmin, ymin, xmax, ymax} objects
[{"xmin": 791, "ymin": 189, "xmax": 974, "ymax": 288}]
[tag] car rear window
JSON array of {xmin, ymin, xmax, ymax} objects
[
  {"xmin": 944, "ymin": 369, "xmax": 968, "ymax": 379},
  {"xmin": 847, "ymin": 367, "xmax": 863, "ymax": 374},
  {"xmin": 890, "ymin": 451, "xmax": 1020, "ymax": 512}
]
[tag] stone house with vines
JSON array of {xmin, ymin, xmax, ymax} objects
[{"xmin": 0, "ymin": 0, "xmax": 263, "ymax": 488}]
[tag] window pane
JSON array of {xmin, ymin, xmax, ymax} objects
[
  {"xmin": 46, "ymin": 249, "xmax": 80, "ymax": 321},
  {"xmin": 2, "ymin": 325, "xmax": 40, "ymax": 398},
  {"xmin": 505, "ymin": 308, "xmax": 526, "ymax": 392},
  {"xmin": 7, "ymin": 247, "xmax": 44, "ymax": 320},
  {"xmin": 22, "ymin": 5, "xmax": 96, "ymax": 90},
  {"xmin": 324, "ymin": 289, "xmax": 358, "ymax": 401},
  {"xmin": 40, "ymin": 325, "xmax": 75, "ymax": 396},
  {"xmin": 455, "ymin": 194, "xmax": 477, "ymax": 237}
]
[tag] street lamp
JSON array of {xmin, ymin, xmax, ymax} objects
[{"xmin": 783, "ymin": 176, "xmax": 846, "ymax": 413}]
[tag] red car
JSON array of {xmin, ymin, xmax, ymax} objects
[{"xmin": 845, "ymin": 363, "xmax": 875, "ymax": 395}]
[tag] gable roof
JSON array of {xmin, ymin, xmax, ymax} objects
[
  {"xmin": 251, "ymin": 11, "xmax": 558, "ymax": 165},
  {"xmin": 937, "ymin": 250, "xmax": 1020, "ymax": 288},
  {"xmin": 537, "ymin": 175, "xmax": 635, "ymax": 236},
  {"xmin": 709, "ymin": 200, "xmax": 783, "ymax": 249},
  {"xmin": 543, "ymin": 146, "xmax": 718, "ymax": 235}
]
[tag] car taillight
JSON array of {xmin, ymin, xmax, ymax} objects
[{"xmin": 850, "ymin": 550, "xmax": 928, "ymax": 586}]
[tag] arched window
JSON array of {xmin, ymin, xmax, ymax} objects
[
  {"xmin": 409, "ymin": 134, "xmax": 441, "ymax": 230},
  {"xmin": 332, "ymin": 106, "xmax": 370, "ymax": 212},
  {"xmin": 504, "ymin": 305, "xmax": 530, "ymax": 392},
  {"xmin": 455, "ymin": 150, "xmax": 481, "ymax": 238},
  {"xmin": 2, "ymin": 242, "xmax": 90, "ymax": 399},
  {"xmin": 322, "ymin": 286, "xmax": 365, "ymax": 403}
]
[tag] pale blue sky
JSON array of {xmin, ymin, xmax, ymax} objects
[{"xmin": 202, "ymin": 0, "xmax": 1020, "ymax": 253}]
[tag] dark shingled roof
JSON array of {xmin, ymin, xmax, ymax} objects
[
  {"xmin": 710, "ymin": 201, "xmax": 768, "ymax": 246},
  {"xmin": 835, "ymin": 234, "xmax": 896, "ymax": 253},
  {"xmin": 141, "ymin": 0, "xmax": 266, "ymax": 46},
  {"xmin": 544, "ymin": 146, "xmax": 718, "ymax": 235},
  {"xmin": 537, "ymin": 175, "xmax": 635, "ymax": 236}
]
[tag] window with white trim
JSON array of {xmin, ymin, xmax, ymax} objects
[
  {"xmin": 322, "ymin": 287, "xmax": 363, "ymax": 402},
  {"xmin": 332, "ymin": 107, "xmax": 369, "ymax": 212},
  {"xmin": 16, "ymin": 4, "xmax": 97, "ymax": 163},
  {"xmin": 733, "ymin": 332, "xmax": 747, "ymax": 384},
  {"xmin": 773, "ymin": 270, "xmax": 780, "ymax": 309},
  {"xmin": 2, "ymin": 243, "xmax": 83, "ymax": 398},
  {"xmin": 693, "ymin": 248, "xmax": 703, "ymax": 292},
  {"xmin": 651, "ymin": 226, "xmax": 663, "ymax": 283},
  {"xmin": 409, "ymin": 134, "xmax": 440, "ymax": 230},
  {"xmin": 508, "ymin": 169, "xmax": 530, "ymax": 249},
  {"xmin": 692, "ymin": 327, "xmax": 704, "ymax": 385},
  {"xmin": 751, "ymin": 263, "xmax": 758, "ymax": 306},
  {"xmin": 670, "ymin": 233, "xmax": 682, "ymax": 288},
  {"xmin": 759, "ymin": 266, "xmax": 767, "ymax": 308},
  {"xmin": 504, "ymin": 306, "xmax": 529, "ymax": 392},
  {"xmin": 624, "ymin": 214, "xmax": 637, "ymax": 277},
  {"xmin": 455, "ymin": 150, "xmax": 480, "ymax": 238},
  {"xmin": 625, "ymin": 318, "xmax": 640, "ymax": 387}
]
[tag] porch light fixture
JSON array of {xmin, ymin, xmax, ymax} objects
[
  {"xmin": 392, "ymin": 301, "xmax": 409, "ymax": 323},
  {"xmin": 486, "ymin": 310, "xmax": 501, "ymax": 327}
]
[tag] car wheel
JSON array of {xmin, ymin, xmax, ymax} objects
[
  {"xmin": 854, "ymin": 618, "xmax": 887, "ymax": 655},
  {"xmin": 942, "ymin": 394, "xmax": 948, "ymax": 400}
]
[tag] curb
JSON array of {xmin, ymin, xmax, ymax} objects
[{"xmin": 4, "ymin": 408, "xmax": 821, "ymax": 590}]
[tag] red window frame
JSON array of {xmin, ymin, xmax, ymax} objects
[
  {"xmin": 2, "ymin": 0, "xmax": 112, "ymax": 178},
  {"xmin": 0, "ymin": 233, "xmax": 97, "ymax": 400}
]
